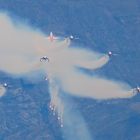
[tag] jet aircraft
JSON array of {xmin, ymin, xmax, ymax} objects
[
  {"xmin": 46, "ymin": 32, "xmax": 59, "ymax": 42},
  {"xmin": 134, "ymin": 86, "xmax": 140, "ymax": 93},
  {"xmin": 40, "ymin": 56, "xmax": 49, "ymax": 62}
]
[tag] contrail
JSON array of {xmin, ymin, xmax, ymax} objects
[
  {"xmin": 62, "ymin": 100, "xmax": 92, "ymax": 140},
  {"xmin": 0, "ymin": 12, "xmax": 136, "ymax": 139},
  {"xmin": 0, "ymin": 84, "xmax": 6, "ymax": 97}
]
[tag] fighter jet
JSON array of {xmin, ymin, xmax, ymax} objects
[
  {"xmin": 108, "ymin": 51, "xmax": 112, "ymax": 57},
  {"xmin": 68, "ymin": 35, "xmax": 79, "ymax": 40},
  {"xmin": 107, "ymin": 51, "xmax": 118, "ymax": 57},
  {"xmin": 136, "ymin": 87, "xmax": 140, "ymax": 93},
  {"xmin": 0, "ymin": 83, "xmax": 8, "ymax": 88},
  {"xmin": 135, "ymin": 86, "xmax": 140, "ymax": 93},
  {"xmin": 133, "ymin": 86, "xmax": 140, "ymax": 94},
  {"xmin": 3, "ymin": 83, "xmax": 8, "ymax": 87},
  {"xmin": 46, "ymin": 32, "xmax": 59, "ymax": 42},
  {"xmin": 69, "ymin": 35, "xmax": 74, "ymax": 40},
  {"xmin": 40, "ymin": 56, "xmax": 49, "ymax": 62}
]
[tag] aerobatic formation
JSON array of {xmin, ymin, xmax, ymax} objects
[{"xmin": 0, "ymin": 13, "xmax": 139, "ymax": 132}]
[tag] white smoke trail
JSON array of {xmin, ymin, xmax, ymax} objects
[
  {"xmin": 43, "ymin": 46, "xmax": 135, "ymax": 100},
  {"xmin": 0, "ymin": 85, "xmax": 6, "ymax": 97},
  {"xmin": 0, "ymin": 12, "xmax": 70, "ymax": 75},
  {"xmin": 0, "ymin": 12, "xmax": 137, "ymax": 139},
  {"xmin": 62, "ymin": 100, "xmax": 92, "ymax": 140},
  {"xmin": 49, "ymin": 77, "xmax": 64, "ymax": 127}
]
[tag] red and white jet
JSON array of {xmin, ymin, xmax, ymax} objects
[{"xmin": 47, "ymin": 32, "xmax": 59, "ymax": 42}]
